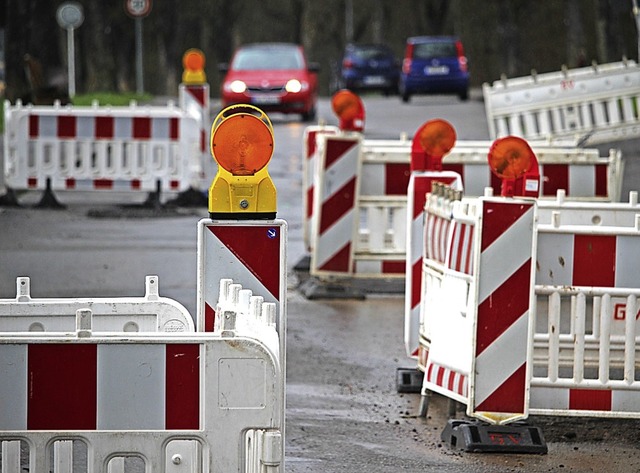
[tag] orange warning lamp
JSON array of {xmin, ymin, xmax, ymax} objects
[
  {"xmin": 209, "ymin": 104, "xmax": 276, "ymax": 219},
  {"xmin": 488, "ymin": 136, "xmax": 540, "ymax": 198},
  {"xmin": 411, "ymin": 119, "xmax": 456, "ymax": 171},
  {"xmin": 331, "ymin": 90, "xmax": 365, "ymax": 132},
  {"xmin": 182, "ymin": 48, "xmax": 207, "ymax": 84}
]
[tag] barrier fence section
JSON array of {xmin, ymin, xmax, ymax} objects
[
  {"xmin": 3, "ymin": 99, "xmax": 200, "ymax": 197},
  {"xmin": 530, "ymin": 192, "xmax": 640, "ymax": 418},
  {"xmin": 419, "ymin": 191, "xmax": 537, "ymax": 424},
  {"xmin": 0, "ymin": 279, "xmax": 285, "ymax": 473},
  {"xmin": 483, "ymin": 60, "xmax": 640, "ymax": 145}
]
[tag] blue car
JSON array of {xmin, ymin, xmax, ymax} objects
[
  {"xmin": 399, "ymin": 36, "xmax": 469, "ymax": 102},
  {"xmin": 336, "ymin": 43, "xmax": 400, "ymax": 96}
]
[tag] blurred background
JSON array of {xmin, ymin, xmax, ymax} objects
[{"xmin": 1, "ymin": 0, "xmax": 639, "ymax": 101}]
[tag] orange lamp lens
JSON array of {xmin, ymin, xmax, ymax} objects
[
  {"xmin": 331, "ymin": 90, "xmax": 362, "ymax": 121},
  {"xmin": 417, "ymin": 119, "xmax": 456, "ymax": 158},
  {"xmin": 488, "ymin": 136, "xmax": 533, "ymax": 179},
  {"xmin": 212, "ymin": 114, "xmax": 273, "ymax": 175},
  {"xmin": 183, "ymin": 49, "xmax": 205, "ymax": 71}
]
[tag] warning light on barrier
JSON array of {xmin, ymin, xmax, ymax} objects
[
  {"xmin": 209, "ymin": 104, "xmax": 277, "ymax": 219},
  {"xmin": 411, "ymin": 119, "xmax": 456, "ymax": 171},
  {"xmin": 331, "ymin": 90, "xmax": 365, "ymax": 132},
  {"xmin": 182, "ymin": 49, "xmax": 206, "ymax": 84},
  {"xmin": 488, "ymin": 136, "xmax": 540, "ymax": 198}
]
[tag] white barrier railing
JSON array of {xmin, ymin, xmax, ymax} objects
[
  {"xmin": 3, "ymin": 100, "xmax": 200, "ymax": 197},
  {"xmin": 0, "ymin": 278, "xmax": 284, "ymax": 473},
  {"xmin": 483, "ymin": 60, "xmax": 640, "ymax": 145},
  {"xmin": 0, "ymin": 275, "xmax": 194, "ymax": 333}
]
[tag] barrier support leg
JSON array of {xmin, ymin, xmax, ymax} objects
[
  {"xmin": 165, "ymin": 186, "xmax": 208, "ymax": 207},
  {"xmin": 441, "ymin": 420, "xmax": 548, "ymax": 454},
  {"xmin": 418, "ymin": 390, "xmax": 431, "ymax": 418},
  {"xmin": 0, "ymin": 187, "xmax": 21, "ymax": 207},
  {"xmin": 142, "ymin": 180, "xmax": 162, "ymax": 209},
  {"xmin": 34, "ymin": 178, "xmax": 65, "ymax": 209}
]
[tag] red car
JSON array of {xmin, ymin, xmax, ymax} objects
[{"xmin": 219, "ymin": 43, "xmax": 319, "ymax": 122}]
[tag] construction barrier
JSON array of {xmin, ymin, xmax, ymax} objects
[
  {"xmin": 0, "ymin": 279, "xmax": 284, "ymax": 473},
  {"xmin": 2, "ymin": 99, "xmax": 200, "ymax": 198},
  {"xmin": 417, "ymin": 186, "xmax": 640, "ymax": 425},
  {"xmin": 0, "ymin": 275, "xmax": 193, "ymax": 333},
  {"xmin": 483, "ymin": 60, "xmax": 640, "ymax": 145}
]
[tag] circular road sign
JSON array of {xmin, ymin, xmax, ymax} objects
[
  {"xmin": 56, "ymin": 2, "xmax": 84, "ymax": 29},
  {"xmin": 125, "ymin": 0, "xmax": 152, "ymax": 18}
]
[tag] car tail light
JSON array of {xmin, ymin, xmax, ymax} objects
[
  {"xmin": 455, "ymin": 40, "xmax": 468, "ymax": 73},
  {"xmin": 402, "ymin": 44, "xmax": 414, "ymax": 74},
  {"xmin": 342, "ymin": 58, "xmax": 354, "ymax": 69}
]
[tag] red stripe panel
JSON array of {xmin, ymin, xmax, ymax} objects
[
  {"xmin": 569, "ymin": 389, "xmax": 612, "ymax": 411},
  {"xmin": 28, "ymin": 344, "xmax": 97, "ymax": 430},
  {"xmin": 384, "ymin": 163, "xmax": 411, "ymax": 195},
  {"xmin": 412, "ymin": 178, "xmax": 431, "ymax": 219},
  {"xmin": 307, "ymin": 130, "xmax": 318, "ymax": 158},
  {"xmin": 28, "ymin": 177, "xmax": 38, "ymax": 188},
  {"xmin": 200, "ymin": 130, "xmax": 206, "ymax": 152},
  {"xmin": 411, "ymin": 260, "xmax": 422, "ymax": 308},
  {"xmin": 475, "ymin": 363, "xmax": 526, "ymax": 414},
  {"xmin": 436, "ymin": 366, "xmax": 445, "ymax": 386},
  {"xmin": 480, "ymin": 201, "xmax": 532, "ymax": 251},
  {"xmin": 170, "ymin": 117, "xmax": 179, "ymax": 140},
  {"xmin": 95, "ymin": 116, "xmax": 114, "ymax": 139},
  {"xmin": 319, "ymin": 178, "xmax": 356, "ymax": 234},
  {"xmin": 324, "ymin": 138, "xmax": 357, "ymax": 168},
  {"xmin": 476, "ymin": 261, "xmax": 531, "ymax": 356},
  {"xmin": 490, "ymin": 170, "xmax": 502, "ymax": 195},
  {"xmin": 382, "ymin": 260, "xmax": 405, "ymax": 274},
  {"xmin": 442, "ymin": 163, "xmax": 463, "ymax": 184},
  {"xmin": 94, "ymin": 179, "xmax": 114, "ymax": 189},
  {"xmin": 594, "ymin": 164, "xmax": 608, "ymax": 197},
  {"xmin": 188, "ymin": 86, "xmax": 206, "ymax": 107},
  {"xmin": 209, "ymin": 225, "xmax": 281, "ymax": 300},
  {"xmin": 306, "ymin": 187, "xmax": 314, "ymax": 219},
  {"xmin": 541, "ymin": 164, "xmax": 569, "ymax": 196},
  {"xmin": 205, "ymin": 302, "xmax": 215, "ymax": 332},
  {"xmin": 166, "ymin": 344, "xmax": 200, "ymax": 429},
  {"xmin": 131, "ymin": 179, "xmax": 141, "ymax": 190},
  {"xmin": 133, "ymin": 117, "xmax": 151, "ymax": 139},
  {"xmin": 29, "ymin": 115, "xmax": 39, "ymax": 138},
  {"xmin": 572, "ymin": 234, "xmax": 616, "ymax": 287},
  {"xmin": 57, "ymin": 116, "xmax": 76, "ymax": 138},
  {"xmin": 318, "ymin": 242, "xmax": 351, "ymax": 272},
  {"xmin": 66, "ymin": 178, "xmax": 76, "ymax": 189}
]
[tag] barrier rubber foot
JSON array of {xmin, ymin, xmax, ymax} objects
[
  {"xmin": 441, "ymin": 419, "xmax": 548, "ymax": 454},
  {"xmin": 35, "ymin": 186, "xmax": 65, "ymax": 209},
  {"xmin": 0, "ymin": 189, "xmax": 21, "ymax": 207},
  {"xmin": 293, "ymin": 255, "xmax": 311, "ymax": 272},
  {"xmin": 299, "ymin": 278, "xmax": 365, "ymax": 300},
  {"xmin": 165, "ymin": 187, "xmax": 208, "ymax": 207},
  {"xmin": 396, "ymin": 367, "xmax": 424, "ymax": 393}
]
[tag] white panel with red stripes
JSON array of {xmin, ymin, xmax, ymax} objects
[{"xmin": 179, "ymin": 83, "xmax": 211, "ymax": 189}]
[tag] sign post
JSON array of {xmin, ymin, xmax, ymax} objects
[
  {"xmin": 124, "ymin": 0, "xmax": 152, "ymax": 95},
  {"xmin": 56, "ymin": 2, "xmax": 84, "ymax": 98}
]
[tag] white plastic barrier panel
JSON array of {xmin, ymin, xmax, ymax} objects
[
  {"xmin": 483, "ymin": 60, "xmax": 640, "ymax": 145},
  {"xmin": 0, "ymin": 279, "xmax": 284, "ymax": 473},
  {"xmin": 3, "ymin": 100, "xmax": 200, "ymax": 194},
  {"xmin": 420, "ymin": 189, "xmax": 537, "ymax": 424},
  {"xmin": 0, "ymin": 275, "xmax": 194, "ymax": 333}
]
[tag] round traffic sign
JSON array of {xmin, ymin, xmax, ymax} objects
[
  {"xmin": 125, "ymin": 0, "xmax": 152, "ymax": 18},
  {"xmin": 56, "ymin": 2, "xmax": 84, "ymax": 29}
]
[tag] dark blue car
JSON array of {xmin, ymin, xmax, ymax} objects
[
  {"xmin": 336, "ymin": 43, "xmax": 400, "ymax": 96},
  {"xmin": 399, "ymin": 36, "xmax": 469, "ymax": 102}
]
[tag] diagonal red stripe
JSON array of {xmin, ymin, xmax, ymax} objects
[
  {"xmin": 481, "ymin": 201, "xmax": 532, "ymax": 251},
  {"xmin": 209, "ymin": 225, "xmax": 281, "ymax": 300},
  {"xmin": 319, "ymin": 178, "xmax": 356, "ymax": 234},
  {"xmin": 324, "ymin": 138, "xmax": 358, "ymax": 168},
  {"xmin": 475, "ymin": 363, "xmax": 526, "ymax": 414},
  {"xmin": 205, "ymin": 302, "xmax": 215, "ymax": 332},
  {"xmin": 476, "ymin": 261, "xmax": 531, "ymax": 356},
  {"xmin": 318, "ymin": 242, "xmax": 351, "ymax": 272}
]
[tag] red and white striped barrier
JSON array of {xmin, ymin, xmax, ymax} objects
[
  {"xmin": 179, "ymin": 82, "xmax": 211, "ymax": 190},
  {"xmin": 483, "ymin": 60, "xmax": 640, "ymax": 145},
  {"xmin": 404, "ymin": 173, "xmax": 463, "ymax": 359},
  {"xmin": 420, "ymin": 188, "xmax": 536, "ymax": 424},
  {"xmin": 0, "ymin": 275, "xmax": 193, "ymax": 333}
]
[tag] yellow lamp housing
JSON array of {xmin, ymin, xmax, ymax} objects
[
  {"xmin": 209, "ymin": 104, "xmax": 277, "ymax": 219},
  {"xmin": 182, "ymin": 48, "xmax": 207, "ymax": 85}
]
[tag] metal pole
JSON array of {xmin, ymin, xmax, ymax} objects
[
  {"xmin": 67, "ymin": 27, "xmax": 75, "ymax": 98},
  {"xmin": 345, "ymin": 0, "xmax": 353, "ymax": 43},
  {"xmin": 135, "ymin": 17, "xmax": 144, "ymax": 94},
  {"xmin": 634, "ymin": 0, "xmax": 640, "ymax": 61}
]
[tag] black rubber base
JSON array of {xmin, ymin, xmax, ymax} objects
[
  {"xmin": 396, "ymin": 368, "xmax": 424, "ymax": 393},
  {"xmin": 210, "ymin": 212, "xmax": 277, "ymax": 220},
  {"xmin": 299, "ymin": 278, "xmax": 365, "ymax": 300},
  {"xmin": 441, "ymin": 419, "xmax": 547, "ymax": 454}
]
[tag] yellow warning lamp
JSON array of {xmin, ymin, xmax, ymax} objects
[
  {"xmin": 488, "ymin": 136, "xmax": 540, "ymax": 198},
  {"xmin": 182, "ymin": 49, "xmax": 207, "ymax": 84},
  {"xmin": 209, "ymin": 104, "xmax": 277, "ymax": 219},
  {"xmin": 410, "ymin": 119, "xmax": 456, "ymax": 171},
  {"xmin": 331, "ymin": 90, "xmax": 365, "ymax": 132}
]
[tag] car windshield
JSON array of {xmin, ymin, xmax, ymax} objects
[
  {"xmin": 413, "ymin": 42, "xmax": 457, "ymax": 59},
  {"xmin": 352, "ymin": 46, "xmax": 392, "ymax": 60},
  {"xmin": 232, "ymin": 46, "xmax": 304, "ymax": 71}
]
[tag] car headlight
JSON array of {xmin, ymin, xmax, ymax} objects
[
  {"xmin": 285, "ymin": 79, "xmax": 303, "ymax": 93},
  {"xmin": 228, "ymin": 80, "xmax": 247, "ymax": 94}
]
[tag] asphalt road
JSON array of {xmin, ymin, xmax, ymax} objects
[{"xmin": 2, "ymin": 92, "xmax": 640, "ymax": 472}]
